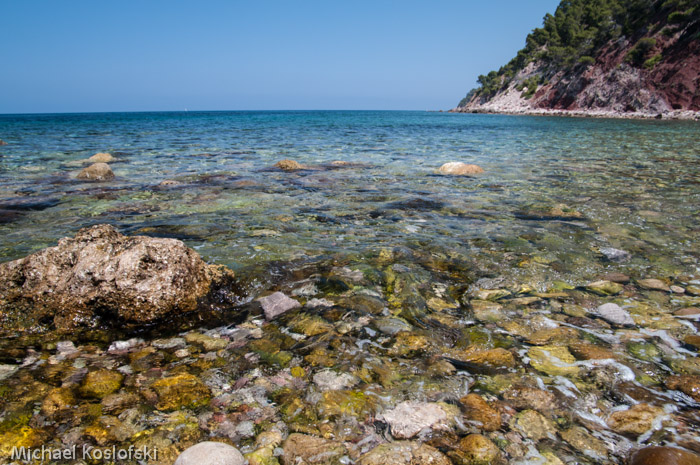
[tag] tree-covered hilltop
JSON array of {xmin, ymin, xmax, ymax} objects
[{"xmin": 458, "ymin": 0, "xmax": 700, "ymax": 106}]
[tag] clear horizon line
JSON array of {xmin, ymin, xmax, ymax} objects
[{"xmin": 0, "ymin": 108, "xmax": 452, "ymax": 117}]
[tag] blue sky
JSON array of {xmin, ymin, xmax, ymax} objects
[{"xmin": 0, "ymin": 1, "xmax": 560, "ymax": 113}]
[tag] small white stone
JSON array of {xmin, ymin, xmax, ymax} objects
[
  {"xmin": 174, "ymin": 442, "xmax": 245, "ymax": 465},
  {"xmin": 596, "ymin": 303, "xmax": 635, "ymax": 326},
  {"xmin": 313, "ymin": 369, "xmax": 359, "ymax": 391}
]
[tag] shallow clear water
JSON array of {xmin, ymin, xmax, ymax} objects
[
  {"xmin": 1, "ymin": 111, "xmax": 699, "ymax": 464},
  {"xmin": 0, "ymin": 111, "xmax": 698, "ymax": 283}
]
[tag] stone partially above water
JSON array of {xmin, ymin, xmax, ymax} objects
[
  {"xmin": 275, "ymin": 159, "xmax": 304, "ymax": 171},
  {"xmin": 174, "ymin": 442, "xmax": 245, "ymax": 465},
  {"xmin": 87, "ymin": 152, "xmax": 116, "ymax": 163},
  {"xmin": 77, "ymin": 162, "xmax": 114, "ymax": 181},
  {"xmin": 437, "ymin": 162, "xmax": 485, "ymax": 176},
  {"xmin": 0, "ymin": 224, "xmax": 236, "ymax": 331}
]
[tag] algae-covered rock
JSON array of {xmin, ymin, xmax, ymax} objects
[
  {"xmin": 512, "ymin": 409, "xmax": 557, "ymax": 441},
  {"xmin": 607, "ymin": 403, "xmax": 665, "ymax": 436},
  {"xmin": 151, "ymin": 373, "xmax": 211, "ymax": 411},
  {"xmin": 528, "ymin": 345, "xmax": 579, "ymax": 376},
  {"xmin": 453, "ymin": 347, "xmax": 517, "ymax": 372},
  {"xmin": 460, "ymin": 393, "xmax": 501, "ymax": 432},
  {"xmin": 389, "ymin": 331, "xmax": 431, "ymax": 357},
  {"xmin": 0, "ymin": 426, "xmax": 41, "ymax": 457},
  {"xmin": 453, "ymin": 434, "xmax": 501, "ymax": 465},
  {"xmin": 282, "ymin": 433, "xmax": 347, "ymax": 465},
  {"xmin": 358, "ymin": 441, "xmax": 451, "ymax": 465},
  {"xmin": 184, "ymin": 332, "xmax": 229, "ymax": 351},
  {"xmin": 666, "ymin": 375, "xmax": 700, "ymax": 401},
  {"xmin": 317, "ymin": 390, "xmax": 378, "ymax": 419},
  {"xmin": 41, "ymin": 387, "xmax": 76, "ymax": 415},
  {"xmin": 585, "ymin": 280, "xmax": 624, "ymax": 296},
  {"xmin": 290, "ymin": 314, "xmax": 333, "ymax": 337},
  {"xmin": 568, "ymin": 341, "xmax": 614, "ymax": 360},
  {"xmin": 560, "ymin": 426, "xmax": 608, "ymax": 461},
  {"xmin": 80, "ymin": 369, "xmax": 124, "ymax": 399},
  {"xmin": 275, "ymin": 159, "xmax": 304, "ymax": 171}
]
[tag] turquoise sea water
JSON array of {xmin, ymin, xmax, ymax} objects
[
  {"xmin": 1, "ymin": 111, "xmax": 698, "ymax": 284},
  {"xmin": 1, "ymin": 111, "xmax": 700, "ymax": 463}
]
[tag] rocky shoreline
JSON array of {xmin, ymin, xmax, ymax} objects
[
  {"xmin": 0, "ymin": 221, "xmax": 699, "ymax": 464},
  {"xmin": 449, "ymin": 106, "xmax": 700, "ymax": 121}
]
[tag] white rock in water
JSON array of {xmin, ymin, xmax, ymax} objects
[
  {"xmin": 258, "ymin": 291, "xmax": 300, "ymax": 320},
  {"xmin": 56, "ymin": 341, "xmax": 78, "ymax": 355},
  {"xmin": 174, "ymin": 442, "xmax": 245, "ymax": 465},
  {"xmin": 600, "ymin": 247, "xmax": 631, "ymax": 262},
  {"xmin": 313, "ymin": 369, "xmax": 359, "ymax": 391},
  {"xmin": 437, "ymin": 162, "xmax": 485, "ymax": 176},
  {"xmin": 380, "ymin": 401, "xmax": 454, "ymax": 439},
  {"xmin": 596, "ymin": 303, "xmax": 635, "ymax": 326}
]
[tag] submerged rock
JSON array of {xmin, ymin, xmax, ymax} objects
[
  {"xmin": 628, "ymin": 446, "xmax": 700, "ymax": 465},
  {"xmin": 259, "ymin": 291, "xmax": 301, "ymax": 320},
  {"xmin": 358, "ymin": 441, "xmax": 451, "ymax": 465},
  {"xmin": 460, "ymin": 393, "xmax": 501, "ymax": 432},
  {"xmin": 585, "ymin": 280, "xmax": 624, "ymax": 296},
  {"xmin": 80, "ymin": 369, "xmax": 124, "ymax": 399},
  {"xmin": 282, "ymin": 433, "xmax": 347, "ymax": 465},
  {"xmin": 453, "ymin": 434, "xmax": 501, "ymax": 465},
  {"xmin": 175, "ymin": 442, "xmax": 245, "ymax": 465},
  {"xmin": 0, "ymin": 139, "xmax": 7, "ymax": 146},
  {"xmin": 638, "ymin": 278, "xmax": 671, "ymax": 292},
  {"xmin": 313, "ymin": 369, "xmax": 359, "ymax": 391},
  {"xmin": 77, "ymin": 162, "xmax": 114, "ymax": 181},
  {"xmin": 379, "ymin": 401, "xmax": 457, "ymax": 439},
  {"xmin": 528, "ymin": 345, "xmax": 579, "ymax": 376},
  {"xmin": 596, "ymin": 302, "xmax": 635, "ymax": 326},
  {"xmin": 0, "ymin": 224, "xmax": 235, "ymax": 331},
  {"xmin": 599, "ymin": 247, "xmax": 631, "ymax": 262},
  {"xmin": 437, "ymin": 162, "xmax": 485, "ymax": 176},
  {"xmin": 151, "ymin": 373, "xmax": 211, "ymax": 411},
  {"xmin": 607, "ymin": 403, "xmax": 665, "ymax": 436}
]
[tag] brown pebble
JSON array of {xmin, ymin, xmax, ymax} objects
[
  {"xmin": 602, "ymin": 273, "xmax": 630, "ymax": 284},
  {"xmin": 460, "ymin": 393, "xmax": 501, "ymax": 432},
  {"xmin": 684, "ymin": 335, "xmax": 700, "ymax": 350},
  {"xmin": 629, "ymin": 446, "xmax": 700, "ymax": 465},
  {"xmin": 666, "ymin": 375, "xmax": 700, "ymax": 401},
  {"xmin": 674, "ymin": 308, "xmax": 700, "ymax": 319}
]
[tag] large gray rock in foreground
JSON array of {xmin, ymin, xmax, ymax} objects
[
  {"xmin": 174, "ymin": 442, "xmax": 245, "ymax": 465},
  {"xmin": 0, "ymin": 224, "xmax": 235, "ymax": 331}
]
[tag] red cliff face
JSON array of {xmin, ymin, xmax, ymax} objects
[{"xmin": 456, "ymin": 21, "xmax": 700, "ymax": 117}]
